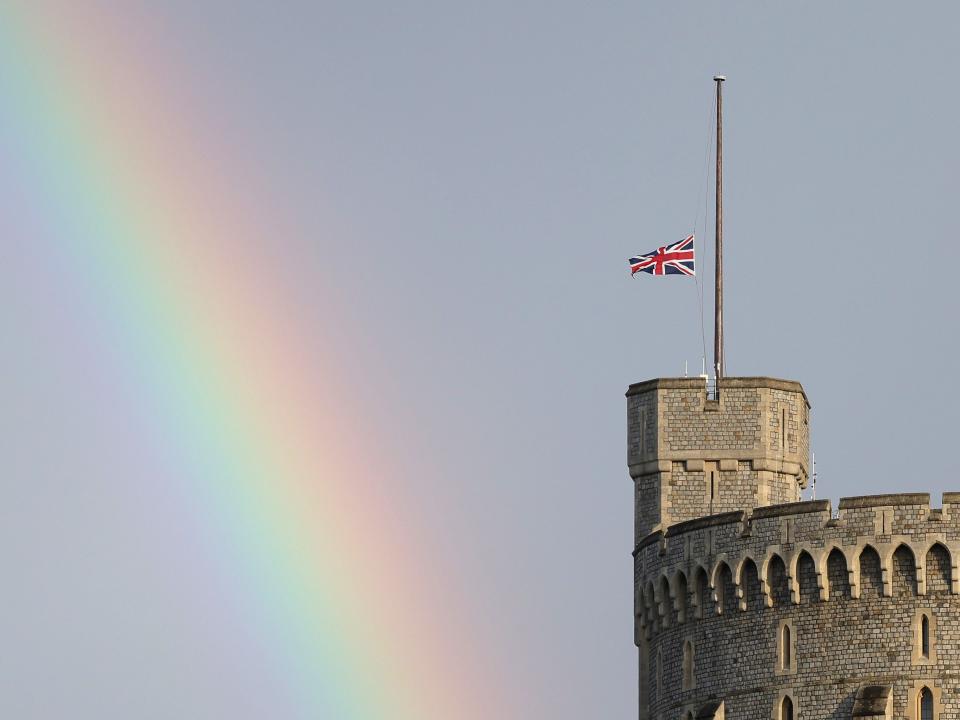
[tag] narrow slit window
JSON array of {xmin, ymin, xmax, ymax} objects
[
  {"xmin": 776, "ymin": 620, "xmax": 795, "ymax": 674},
  {"xmin": 781, "ymin": 408, "xmax": 787, "ymax": 451},
  {"xmin": 708, "ymin": 470, "xmax": 718, "ymax": 513},
  {"xmin": 921, "ymin": 614, "xmax": 930, "ymax": 658},
  {"xmin": 781, "ymin": 624, "xmax": 792, "ymax": 669},
  {"xmin": 639, "ymin": 408, "xmax": 646, "ymax": 456},
  {"xmin": 682, "ymin": 640, "xmax": 694, "ymax": 689}
]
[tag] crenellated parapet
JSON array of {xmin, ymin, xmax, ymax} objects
[{"xmin": 635, "ymin": 493, "xmax": 960, "ymax": 623}]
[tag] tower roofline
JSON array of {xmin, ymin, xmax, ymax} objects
[{"xmin": 626, "ymin": 376, "xmax": 810, "ymax": 408}]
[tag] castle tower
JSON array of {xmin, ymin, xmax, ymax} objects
[
  {"xmin": 629, "ymin": 376, "xmax": 960, "ymax": 719},
  {"xmin": 629, "ymin": 79, "xmax": 960, "ymax": 719},
  {"xmin": 627, "ymin": 376, "xmax": 810, "ymax": 541}
]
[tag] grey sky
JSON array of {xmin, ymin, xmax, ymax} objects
[{"xmin": 3, "ymin": 2, "xmax": 960, "ymax": 718}]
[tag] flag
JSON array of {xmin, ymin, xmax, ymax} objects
[{"xmin": 629, "ymin": 235, "xmax": 695, "ymax": 276}]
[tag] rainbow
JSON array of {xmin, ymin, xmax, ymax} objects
[{"xmin": 0, "ymin": 5, "xmax": 504, "ymax": 717}]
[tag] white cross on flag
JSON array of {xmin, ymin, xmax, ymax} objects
[{"xmin": 629, "ymin": 235, "xmax": 695, "ymax": 276}]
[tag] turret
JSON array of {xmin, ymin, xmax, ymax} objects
[{"xmin": 626, "ymin": 376, "xmax": 810, "ymax": 540}]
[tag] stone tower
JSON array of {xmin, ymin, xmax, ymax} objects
[
  {"xmin": 627, "ymin": 377, "xmax": 810, "ymax": 541},
  {"xmin": 629, "ymin": 375, "xmax": 960, "ymax": 719}
]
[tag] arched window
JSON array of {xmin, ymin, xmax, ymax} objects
[
  {"xmin": 912, "ymin": 610, "xmax": 937, "ymax": 665},
  {"xmin": 781, "ymin": 695, "xmax": 794, "ymax": 720},
  {"xmin": 918, "ymin": 686, "xmax": 933, "ymax": 720},
  {"xmin": 781, "ymin": 624, "xmax": 792, "ymax": 669},
  {"xmin": 921, "ymin": 614, "xmax": 930, "ymax": 659},
  {"xmin": 682, "ymin": 640, "xmax": 695, "ymax": 690},
  {"xmin": 776, "ymin": 619, "xmax": 796, "ymax": 674}
]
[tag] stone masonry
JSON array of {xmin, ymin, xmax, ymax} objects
[
  {"xmin": 627, "ymin": 378, "xmax": 810, "ymax": 541},
  {"xmin": 628, "ymin": 376, "xmax": 955, "ymax": 719}
]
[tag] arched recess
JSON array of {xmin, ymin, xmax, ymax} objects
[
  {"xmin": 891, "ymin": 543, "xmax": 918, "ymax": 597},
  {"xmin": 826, "ymin": 547, "xmax": 851, "ymax": 600},
  {"xmin": 766, "ymin": 554, "xmax": 790, "ymax": 607},
  {"xmin": 925, "ymin": 543, "xmax": 951, "ymax": 595},
  {"xmin": 674, "ymin": 571, "xmax": 689, "ymax": 624},
  {"xmin": 740, "ymin": 557, "xmax": 763, "ymax": 611},
  {"xmin": 658, "ymin": 575, "xmax": 674, "ymax": 627},
  {"xmin": 645, "ymin": 582, "xmax": 657, "ymax": 633},
  {"xmin": 796, "ymin": 550, "xmax": 819, "ymax": 604},
  {"xmin": 693, "ymin": 566, "xmax": 711, "ymax": 619},
  {"xmin": 714, "ymin": 561, "xmax": 737, "ymax": 615},
  {"xmin": 858, "ymin": 545, "xmax": 884, "ymax": 598}
]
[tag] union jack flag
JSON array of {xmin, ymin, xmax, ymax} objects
[{"xmin": 629, "ymin": 235, "xmax": 695, "ymax": 276}]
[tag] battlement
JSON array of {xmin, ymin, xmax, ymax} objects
[
  {"xmin": 627, "ymin": 376, "xmax": 810, "ymax": 539},
  {"xmin": 635, "ymin": 493, "xmax": 960, "ymax": 601}
]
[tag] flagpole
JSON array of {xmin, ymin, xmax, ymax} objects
[{"xmin": 714, "ymin": 75, "xmax": 725, "ymax": 381}]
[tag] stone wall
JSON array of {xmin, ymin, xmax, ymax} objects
[
  {"xmin": 659, "ymin": 385, "xmax": 762, "ymax": 455},
  {"xmin": 634, "ymin": 494, "xmax": 960, "ymax": 719}
]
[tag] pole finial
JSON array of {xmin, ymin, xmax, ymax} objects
[{"xmin": 713, "ymin": 75, "xmax": 726, "ymax": 82}]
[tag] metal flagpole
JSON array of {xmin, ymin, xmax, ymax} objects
[
  {"xmin": 713, "ymin": 75, "xmax": 725, "ymax": 381},
  {"xmin": 812, "ymin": 453, "xmax": 817, "ymax": 500}
]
